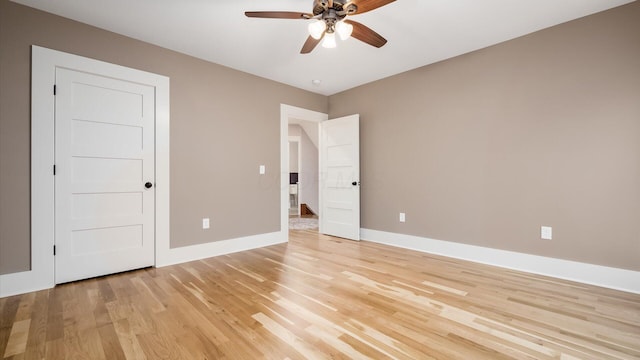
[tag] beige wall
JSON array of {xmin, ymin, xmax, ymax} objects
[
  {"xmin": 289, "ymin": 141, "xmax": 299, "ymax": 173},
  {"xmin": 2, "ymin": 0, "xmax": 638, "ymax": 276},
  {"xmin": 298, "ymin": 124, "xmax": 319, "ymax": 214},
  {"xmin": 329, "ymin": 2, "xmax": 640, "ymax": 271},
  {"xmin": 0, "ymin": 0, "xmax": 327, "ymax": 275}
]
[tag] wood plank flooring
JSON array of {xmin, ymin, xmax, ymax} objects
[{"xmin": 1, "ymin": 229, "xmax": 639, "ymax": 359}]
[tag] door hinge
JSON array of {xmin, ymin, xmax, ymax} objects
[
  {"xmin": 53, "ymin": 85, "xmax": 56, "ymax": 95},
  {"xmin": 53, "ymin": 245, "xmax": 56, "ymax": 256},
  {"xmin": 53, "ymin": 164, "xmax": 56, "ymax": 175}
]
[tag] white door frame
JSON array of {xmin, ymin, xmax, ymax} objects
[
  {"xmin": 280, "ymin": 105, "xmax": 327, "ymax": 239},
  {"xmin": 0, "ymin": 45, "xmax": 170, "ymax": 297}
]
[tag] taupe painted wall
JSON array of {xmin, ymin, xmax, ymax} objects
[
  {"xmin": 2, "ymin": 0, "xmax": 638, "ymax": 276},
  {"xmin": 289, "ymin": 141, "xmax": 299, "ymax": 173},
  {"xmin": 0, "ymin": 0, "xmax": 327, "ymax": 275},
  {"xmin": 299, "ymin": 124, "xmax": 319, "ymax": 214},
  {"xmin": 329, "ymin": 2, "xmax": 640, "ymax": 271}
]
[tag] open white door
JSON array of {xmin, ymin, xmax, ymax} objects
[
  {"xmin": 54, "ymin": 68, "xmax": 155, "ymax": 283},
  {"xmin": 319, "ymin": 114, "xmax": 360, "ymax": 240}
]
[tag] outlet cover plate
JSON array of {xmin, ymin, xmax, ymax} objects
[{"xmin": 203, "ymin": 218, "xmax": 210, "ymax": 229}]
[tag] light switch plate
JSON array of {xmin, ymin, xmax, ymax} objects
[{"xmin": 541, "ymin": 226, "xmax": 552, "ymax": 240}]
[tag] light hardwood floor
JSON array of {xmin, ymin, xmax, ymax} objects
[{"xmin": 1, "ymin": 230, "xmax": 639, "ymax": 359}]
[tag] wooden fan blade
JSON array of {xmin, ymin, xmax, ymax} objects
[
  {"xmin": 245, "ymin": 11, "xmax": 312, "ymax": 19},
  {"xmin": 344, "ymin": 20, "xmax": 387, "ymax": 48},
  {"xmin": 301, "ymin": 35, "xmax": 322, "ymax": 54},
  {"xmin": 349, "ymin": 0, "xmax": 395, "ymax": 15}
]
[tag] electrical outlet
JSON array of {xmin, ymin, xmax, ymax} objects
[
  {"xmin": 399, "ymin": 212, "xmax": 406, "ymax": 223},
  {"xmin": 203, "ymin": 218, "xmax": 210, "ymax": 229},
  {"xmin": 541, "ymin": 226, "xmax": 552, "ymax": 240},
  {"xmin": 259, "ymin": 165, "xmax": 265, "ymax": 175}
]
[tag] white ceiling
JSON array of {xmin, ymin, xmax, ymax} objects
[{"xmin": 12, "ymin": 0, "xmax": 634, "ymax": 95}]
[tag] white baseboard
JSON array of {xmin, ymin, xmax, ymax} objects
[
  {"xmin": 361, "ymin": 228, "xmax": 640, "ymax": 294},
  {"xmin": 156, "ymin": 231, "xmax": 286, "ymax": 267},
  {"xmin": 0, "ymin": 269, "xmax": 54, "ymax": 299},
  {"xmin": 4, "ymin": 228, "xmax": 635, "ymax": 296},
  {"xmin": 1, "ymin": 231, "xmax": 287, "ymax": 298}
]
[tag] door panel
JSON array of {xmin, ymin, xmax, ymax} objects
[
  {"xmin": 320, "ymin": 115, "xmax": 360, "ymax": 240},
  {"xmin": 72, "ymin": 120, "xmax": 143, "ymax": 157},
  {"xmin": 71, "ymin": 225, "xmax": 143, "ymax": 255},
  {"xmin": 55, "ymin": 68, "xmax": 155, "ymax": 284}
]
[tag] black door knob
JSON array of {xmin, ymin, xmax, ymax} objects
[
  {"xmin": 352, "ymin": 181, "xmax": 358, "ymax": 186},
  {"xmin": 145, "ymin": 182, "xmax": 153, "ymax": 189}
]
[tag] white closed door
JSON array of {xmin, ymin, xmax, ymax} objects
[
  {"xmin": 320, "ymin": 114, "xmax": 360, "ymax": 240},
  {"xmin": 55, "ymin": 68, "xmax": 155, "ymax": 284}
]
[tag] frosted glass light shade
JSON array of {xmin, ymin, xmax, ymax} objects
[
  {"xmin": 321, "ymin": 32, "xmax": 337, "ymax": 48},
  {"xmin": 308, "ymin": 20, "xmax": 327, "ymax": 40},
  {"xmin": 336, "ymin": 21, "xmax": 353, "ymax": 40}
]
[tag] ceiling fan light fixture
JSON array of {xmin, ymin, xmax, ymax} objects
[
  {"xmin": 245, "ymin": 0, "xmax": 392, "ymax": 54},
  {"xmin": 321, "ymin": 32, "xmax": 337, "ymax": 48},
  {"xmin": 308, "ymin": 20, "xmax": 326, "ymax": 40},
  {"xmin": 335, "ymin": 21, "xmax": 353, "ymax": 40}
]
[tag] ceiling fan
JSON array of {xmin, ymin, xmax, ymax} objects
[{"xmin": 245, "ymin": 0, "xmax": 395, "ymax": 54}]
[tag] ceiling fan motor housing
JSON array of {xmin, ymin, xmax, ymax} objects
[{"xmin": 313, "ymin": 0, "xmax": 358, "ymax": 16}]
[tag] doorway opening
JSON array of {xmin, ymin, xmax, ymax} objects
[
  {"xmin": 280, "ymin": 105, "xmax": 361, "ymax": 241},
  {"xmin": 280, "ymin": 105, "xmax": 327, "ymax": 237}
]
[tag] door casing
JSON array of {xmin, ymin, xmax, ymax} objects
[{"xmin": 24, "ymin": 45, "xmax": 170, "ymax": 293}]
